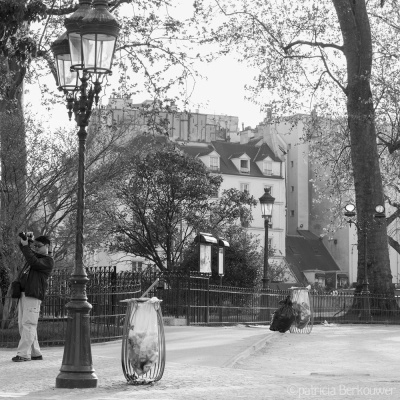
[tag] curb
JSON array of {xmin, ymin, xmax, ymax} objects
[{"xmin": 221, "ymin": 331, "xmax": 277, "ymax": 368}]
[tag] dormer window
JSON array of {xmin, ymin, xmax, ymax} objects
[
  {"xmin": 210, "ymin": 156, "xmax": 219, "ymax": 171},
  {"xmin": 263, "ymin": 160, "xmax": 273, "ymax": 175},
  {"xmin": 240, "ymin": 159, "xmax": 249, "ymax": 173}
]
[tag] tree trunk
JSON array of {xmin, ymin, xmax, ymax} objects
[
  {"xmin": 0, "ymin": 54, "xmax": 27, "ymax": 327},
  {"xmin": 333, "ymin": 0, "xmax": 392, "ymax": 294}
]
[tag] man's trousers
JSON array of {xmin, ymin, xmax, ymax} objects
[{"xmin": 17, "ymin": 293, "xmax": 42, "ymax": 359}]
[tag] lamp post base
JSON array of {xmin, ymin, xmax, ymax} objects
[
  {"xmin": 56, "ymin": 275, "xmax": 97, "ymax": 389},
  {"xmin": 56, "ymin": 372, "xmax": 98, "ymax": 389}
]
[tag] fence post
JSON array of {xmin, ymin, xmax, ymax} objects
[
  {"xmin": 111, "ymin": 266, "xmax": 117, "ymax": 325},
  {"xmin": 219, "ymin": 278, "xmax": 223, "ymax": 323},
  {"xmin": 187, "ymin": 270, "xmax": 191, "ymax": 326},
  {"xmin": 176, "ymin": 275, "xmax": 180, "ymax": 318},
  {"xmin": 206, "ymin": 276, "xmax": 210, "ymax": 324}
]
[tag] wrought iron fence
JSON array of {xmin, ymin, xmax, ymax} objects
[
  {"xmin": 0, "ymin": 266, "xmax": 141, "ymax": 348},
  {"xmin": 312, "ymin": 291, "xmax": 400, "ymax": 324},
  {"xmin": 1, "ymin": 267, "xmax": 400, "ymax": 348},
  {"xmin": 133, "ymin": 270, "xmax": 292, "ymax": 325}
]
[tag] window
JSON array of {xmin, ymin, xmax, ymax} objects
[
  {"xmin": 210, "ymin": 187, "xmax": 219, "ymax": 198},
  {"xmin": 315, "ymin": 275, "xmax": 325, "ymax": 286},
  {"xmin": 131, "ymin": 261, "xmax": 143, "ymax": 273},
  {"xmin": 290, "ymin": 210, "xmax": 295, "ymax": 217},
  {"xmin": 338, "ymin": 276, "xmax": 348, "ymax": 289},
  {"xmin": 291, "ymin": 186, "xmax": 294, "ymax": 192},
  {"xmin": 240, "ymin": 159, "xmax": 249, "ymax": 173},
  {"xmin": 240, "ymin": 183, "xmax": 250, "ymax": 193},
  {"xmin": 210, "ymin": 156, "xmax": 219, "ymax": 171},
  {"xmin": 240, "ymin": 210, "xmax": 249, "ymax": 228},
  {"xmin": 291, "ymin": 161, "xmax": 294, "ymax": 167},
  {"xmin": 263, "ymin": 160, "xmax": 273, "ymax": 175}
]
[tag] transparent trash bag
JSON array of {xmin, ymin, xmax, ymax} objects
[
  {"xmin": 127, "ymin": 297, "xmax": 161, "ymax": 376},
  {"xmin": 290, "ymin": 287, "xmax": 313, "ymax": 333}
]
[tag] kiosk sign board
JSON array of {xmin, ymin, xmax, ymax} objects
[
  {"xmin": 218, "ymin": 247, "xmax": 224, "ymax": 275},
  {"xmin": 196, "ymin": 233, "xmax": 217, "ymax": 274},
  {"xmin": 200, "ymin": 244, "xmax": 212, "ymax": 274},
  {"xmin": 217, "ymin": 238, "xmax": 229, "ymax": 276}
]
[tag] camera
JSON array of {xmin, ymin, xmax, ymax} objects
[{"xmin": 19, "ymin": 232, "xmax": 34, "ymax": 242}]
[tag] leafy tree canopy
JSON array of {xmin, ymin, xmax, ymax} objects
[
  {"xmin": 192, "ymin": 0, "xmax": 397, "ymax": 293},
  {"xmin": 96, "ymin": 135, "xmax": 257, "ymax": 271}
]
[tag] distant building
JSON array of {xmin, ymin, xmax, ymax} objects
[
  {"xmin": 179, "ymin": 136, "xmax": 290, "ymax": 277},
  {"xmin": 101, "ymin": 97, "xmax": 239, "ymax": 142},
  {"xmin": 259, "ymin": 114, "xmax": 351, "ymax": 287}
]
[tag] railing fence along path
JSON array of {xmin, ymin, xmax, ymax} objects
[{"xmin": 1, "ymin": 266, "xmax": 399, "ymax": 347}]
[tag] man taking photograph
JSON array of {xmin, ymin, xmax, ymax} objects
[{"xmin": 12, "ymin": 234, "xmax": 54, "ymax": 362}]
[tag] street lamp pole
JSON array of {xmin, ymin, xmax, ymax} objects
[
  {"xmin": 263, "ymin": 218, "xmax": 269, "ymax": 289},
  {"xmin": 259, "ymin": 188, "xmax": 275, "ymax": 289},
  {"xmin": 51, "ymin": 0, "xmax": 120, "ymax": 389}
]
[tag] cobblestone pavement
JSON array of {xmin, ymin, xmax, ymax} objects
[{"xmin": 0, "ymin": 324, "xmax": 399, "ymax": 399}]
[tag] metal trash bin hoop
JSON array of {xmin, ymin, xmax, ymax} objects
[{"xmin": 120, "ymin": 297, "xmax": 166, "ymax": 384}]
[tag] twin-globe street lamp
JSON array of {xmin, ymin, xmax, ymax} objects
[
  {"xmin": 259, "ymin": 188, "xmax": 275, "ymax": 289},
  {"xmin": 344, "ymin": 203, "xmax": 385, "ymax": 320},
  {"xmin": 51, "ymin": 0, "xmax": 120, "ymax": 389}
]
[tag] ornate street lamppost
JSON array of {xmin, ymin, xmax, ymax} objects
[
  {"xmin": 51, "ymin": 0, "xmax": 120, "ymax": 389},
  {"xmin": 344, "ymin": 203, "xmax": 385, "ymax": 320},
  {"xmin": 259, "ymin": 188, "xmax": 275, "ymax": 289}
]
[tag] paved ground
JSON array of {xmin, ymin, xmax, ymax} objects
[
  {"xmin": 236, "ymin": 324, "xmax": 400, "ymax": 399},
  {"xmin": 0, "ymin": 324, "xmax": 399, "ymax": 399}
]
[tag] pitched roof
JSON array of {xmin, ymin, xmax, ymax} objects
[
  {"xmin": 179, "ymin": 140, "xmax": 283, "ymax": 177},
  {"xmin": 210, "ymin": 141, "xmax": 282, "ymax": 177},
  {"xmin": 286, "ymin": 231, "xmax": 341, "ymax": 281},
  {"xmin": 229, "ymin": 152, "xmax": 247, "ymax": 159},
  {"xmin": 179, "ymin": 144, "xmax": 214, "ymax": 158}
]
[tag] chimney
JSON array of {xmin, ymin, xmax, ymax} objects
[
  {"xmin": 240, "ymin": 130, "xmax": 249, "ymax": 144},
  {"xmin": 266, "ymin": 106, "xmax": 272, "ymax": 121},
  {"xmin": 242, "ymin": 122, "xmax": 244, "ymax": 131},
  {"xmin": 262, "ymin": 124, "xmax": 280, "ymax": 157}
]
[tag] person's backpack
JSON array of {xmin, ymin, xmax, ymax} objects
[{"xmin": 269, "ymin": 295, "xmax": 295, "ymax": 333}]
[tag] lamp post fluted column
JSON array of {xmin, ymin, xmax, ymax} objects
[{"xmin": 263, "ymin": 217, "xmax": 269, "ymax": 289}]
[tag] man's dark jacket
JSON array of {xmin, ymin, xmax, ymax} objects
[{"xmin": 18, "ymin": 244, "xmax": 54, "ymax": 301}]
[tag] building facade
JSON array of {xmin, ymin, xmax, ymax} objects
[
  {"xmin": 179, "ymin": 139, "xmax": 287, "ymax": 269},
  {"xmin": 103, "ymin": 97, "xmax": 239, "ymax": 143}
]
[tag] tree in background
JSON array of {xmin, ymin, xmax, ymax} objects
[
  {"xmin": 0, "ymin": 111, "xmax": 129, "ymax": 327},
  {"xmin": 95, "ymin": 136, "xmax": 258, "ymax": 271},
  {"xmin": 0, "ymin": 0, "xmax": 203, "ymax": 256},
  {"xmin": 193, "ymin": 0, "xmax": 398, "ymax": 293},
  {"xmin": 180, "ymin": 224, "xmax": 287, "ymax": 288},
  {"xmin": 0, "ymin": 0, "xmax": 203, "ymax": 325}
]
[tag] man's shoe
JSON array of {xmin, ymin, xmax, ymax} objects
[
  {"xmin": 31, "ymin": 355, "xmax": 43, "ymax": 360},
  {"xmin": 12, "ymin": 355, "xmax": 30, "ymax": 362}
]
